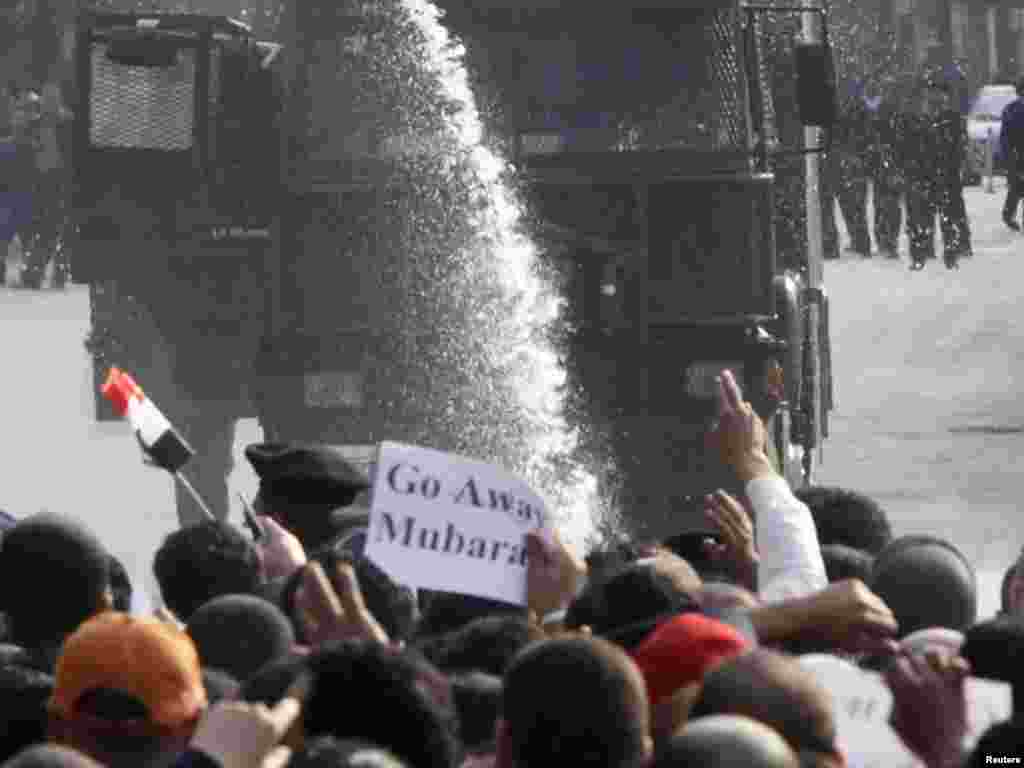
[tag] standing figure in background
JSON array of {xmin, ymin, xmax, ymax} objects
[
  {"xmin": 1, "ymin": 86, "xmax": 42, "ymax": 287},
  {"xmin": 903, "ymin": 79, "xmax": 972, "ymax": 270},
  {"xmin": 867, "ymin": 74, "xmax": 907, "ymax": 259},
  {"xmin": 822, "ymin": 80, "xmax": 873, "ymax": 259},
  {"xmin": 999, "ymin": 76, "xmax": 1024, "ymax": 231},
  {"xmin": 20, "ymin": 81, "xmax": 72, "ymax": 289}
]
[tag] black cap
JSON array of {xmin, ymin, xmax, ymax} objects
[{"xmin": 245, "ymin": 443, "xmax": 372, "ymax": 508}]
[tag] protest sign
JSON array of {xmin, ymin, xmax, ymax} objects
[
  {"xmin": 365, "ymin": 441, "xmax": 547, "ymax": 605},
  {"xmin": 798, "ymin": 654, "xmax": 921, "ymax": 768},
  {"xmin": 798, "ymin": 654, "xmax": 1013, "ymax": 768}
]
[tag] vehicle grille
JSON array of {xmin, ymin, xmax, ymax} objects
[{"xmin": 88, "ymin": 42, "xmax": 196, "ymax": 150}]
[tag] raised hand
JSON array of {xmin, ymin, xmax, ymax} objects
[
  {"xmin": 703, "ymin": 489, "xmax": 759, "ymax": 589},
  {"xmin": 709, "ymin": 370, "xmax": 774, "ymax": 483},
  {"xmin": 190, "ymin": 674, "xmax": 310, "ymax": 768},
  {"xmin": 886, "ymin": 649, "xmax": 970, "ymax": 768},
  {"xmin": 294, "ymin": 561, "xmax": 389, "ymax": 648}
]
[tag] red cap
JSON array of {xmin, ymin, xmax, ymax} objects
[
  {"xmin": 630, "ymin": 613, "xmax": 751, "ymax": 706},
  {"xmin": 101, "ymin": 368, "xmax": 144, "ymax": 417}
]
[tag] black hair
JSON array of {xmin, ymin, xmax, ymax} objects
[
  {"xmin": 0, "ymin": 663, "xmax": 55, "ymax": 761},
  {"xmin": 153, "ymin": 521, "xmax": 262, "ymax": 621},
  {"xmin": 963, "ymin": 617, "xmax": 1024, "ymax": 714},
  {"xmin": 566, "ymin": 562, "xmax": 700, "ymax": 647},
  {"xmin": 239, "ymin": 653, "xmax": 309, "ymax": 707},
  {"xmin": 449, "ymin": 672, "xmax": 501, "ymax": 754},
  {"xmin": 187, "ymin": 594, "xmax": 295, "ymax": 683},
  {"xmin": 69, "ymin": 688, "xmax": 166, "ymax": 766},
  {"xmin": 108, "ymin": 555, "xmax": 132, "ymax": 613},
  {"xmin": 0, "ymin": 514, "xmax": 111, "ymax": 651},
  {"xmin": 820, "ymin": 545, "xmax": 874, "ymax": 584},
  {"xmin": 415, "ymin": 590, "xmax": 525, "ymax": 640},
  {"xmin": 433, "ymin": 615, "xmax": 540, "ymax": 677},
  {"xmin": 870, "ymin": 535, "xmax": 977, "ymax": 637},
  {"xmin": 503, "ymin": 637, "xmax": 648, "ymax": 768},
  {"xmin": 793, "ymin": 486, "xmax": 892, "ymax": 555},
  {"xmin": 286, "ymin": 736, "xmax": 409, "ymax": 768},
  {"xmin": 305, "ymin": 641, "xmax": 459, "ymax": 768}
]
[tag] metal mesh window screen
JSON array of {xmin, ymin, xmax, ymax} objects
[
  {"xmin": 710, "ymin": 7, "xmax": 747, "ymax": 149},
  {"xmin": 89, "ymin": 42, "xmax": 196, "ymax": 150}
]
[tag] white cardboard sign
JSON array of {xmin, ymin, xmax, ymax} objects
[
  {"xmin": 799, "ymin": 654, "xmax": 1013, "ymax": 768},
  {"xmin": 365, "ymin": 441, "xmax": 547, "ymax": 605}
]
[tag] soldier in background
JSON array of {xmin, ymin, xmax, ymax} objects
[
  {"xmin": 866, "ymin": 74, "xmax": 908, "ymax": 260},
  {"xmin": 903, "ymin": 79, "xmax": 972, "ymax": 270},
  {"xmin": 822, "ymin": 80, "xmax": 873, "ymax": 259}
]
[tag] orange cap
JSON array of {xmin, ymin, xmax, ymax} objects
[{"xmin": 50, "ymin": 612, "xmax": 207, "ymax": 728}]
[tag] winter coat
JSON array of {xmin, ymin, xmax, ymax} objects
[{"xmin": 901, "ymin": 108, "xmax": 964, "ymax": 184}]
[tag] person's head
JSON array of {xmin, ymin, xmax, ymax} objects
[
  {"xmin": 416, "ymin": 591, "xmax": 525, "ymax": 639},
  {"xmin": 660, "ymin": 532, "xmax": 729, "ymax": 583},
  {"xmin": 629, "ymin": 613, "xmax": 750, "ymax": 710},
  {"xmin": 820, "ymin": 545, "xmax": 874, "ymax": 584},
  {"xmin": 1015, "ymin": 75, "xmax": 1024, "ymax": 98},
  {"xmin": 286, "ymin": 737, "xmax": 409, "ymax": 768},
  {"xmin": 963, "ymin": 616, "xmax": 1024, "ymax": 712},
  {"xmin": 793, "ymin": 487, "xmax": 891, "ymax": 555},
  {"xmin": 0, "ymin": 513, "xmax": 112, "ymax": 654},
  {"xmin": 498, "ymin": 636, "xmax": 653, "ymax": 768},
  {"xmin": 433, "ymin": 615, "xmax": 543, "ymax": 677},
  {"xmin": 654, "ymin": 714, "xmax": 799, "ymax": 768},
  {"xmin": 0, "ymin": 663, "xmax": 55, "ymax": 761},
  {"xmin": 245, "ymin": 443, "xmax": 372, "ymax": 552},
  {"xmin": 690, "ymin": 649, "xmax": 839, "ymax": 765},
  {"xmin": 153, "ymin": 521, "xmax": 262, "ymax": 622},
  {"xmin": 186, "ymin": 595, "xmax": 295, "ymax": 683},
  {"xmin": 449, "ymin": 671, "xmax": 502, "ymax": 754},
  {"xmin": 567, "ymin": 561, "xmax": 700, "ymax": 647},
  {"xmin": 47, "ymin": 612, "xmax": 207, "ymax": 768},
  {"xmin": 870, "ymin": 535, "xmax": 977, "ymax": 638},
  {"xmin": 3, "ymin": 745, "xmax": 104, "ymax": 768},
  {"xmin": 304, "ymin": 642, "xmax": 458, "ymax": 768}
]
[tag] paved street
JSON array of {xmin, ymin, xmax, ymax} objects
[
  {"xmin": 0, "ymin": 178, "xmax": 1021, "ymax": 616},
  {"xmin": 818, "ymin": 178, "xmax": 1024, "ymax": 616}
]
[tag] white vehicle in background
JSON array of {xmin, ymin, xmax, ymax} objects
[{"xmin": 964, "ymin": 83, "xmax": 1017, "ymax": 186}]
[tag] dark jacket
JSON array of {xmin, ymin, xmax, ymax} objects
[
  {"xmin": 1000, "ymin": 97, "xmax": 1024, "ymax": 167},
  {"xmin": 901, "ymin": 108, "xmax": 964, "ymax": 184}
]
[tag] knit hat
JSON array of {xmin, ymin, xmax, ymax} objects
[
  {"xmin": 630, "ymin": 613, "xmax": 750, "ymax": 706},
  {"xmin": 49, "ymin": 612, "xmax": 206, "ymax": 728}
]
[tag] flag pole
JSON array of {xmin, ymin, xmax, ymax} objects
[{"xmin": 173, "ymin": 471, "xmax": 215, "ymax": 521}]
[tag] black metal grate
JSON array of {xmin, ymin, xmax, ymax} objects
[
  {"xmin": 710, "ymin": 7, "xmax": 748, "ymax": 150},
  {"xmin": 88, "ymin": 41, "xmax": 196, "ymax": 150}
]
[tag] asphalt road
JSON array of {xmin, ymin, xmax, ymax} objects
[
  {"xmin": 817, "ymin": 178, "xmax": 1024, "ymax": 617},
  {"xmin": 0, "ymin": 178, "xmax": 1020, "ymax": 617}
]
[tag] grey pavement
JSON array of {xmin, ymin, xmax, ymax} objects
[{"xmin": 819, "ymin": 178, "xmax": 1024, "ymax": 618}]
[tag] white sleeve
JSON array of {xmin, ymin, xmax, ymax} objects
[{"xmin": 747, "ymin": 475, "xmax": 828, "ymax": 603}]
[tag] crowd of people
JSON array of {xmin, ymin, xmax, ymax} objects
[
  {"xmin": 824, "ymin": 67, "xmax": 974, "ymax": 271},
  {"xmin": 0, "ymin": 368, "xmax": 1019, "ymax": 768}
]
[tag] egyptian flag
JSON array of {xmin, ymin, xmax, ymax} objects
[{"xmin": 101, "ymin": 367, "xmax": 194, "ymax": 473}]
